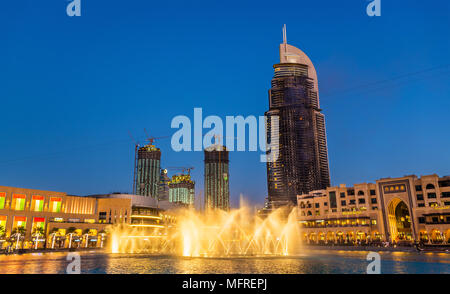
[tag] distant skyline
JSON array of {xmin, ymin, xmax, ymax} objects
[{"xmin": 1, "ymin": 1, "xmax": 449, "ymax": 208}]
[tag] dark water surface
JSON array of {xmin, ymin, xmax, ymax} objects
[{"xmin": 0, "ymin": 249, "xmax": 448, "ymax": 274}]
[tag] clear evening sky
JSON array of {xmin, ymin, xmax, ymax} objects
[{"xmin": 1, "ymin": 1, "xmax": 449, "ymax": 208}]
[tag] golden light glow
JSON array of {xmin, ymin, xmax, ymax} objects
[
  {"xmin": 130, "ymin": 215, "xmax": 162, "ymax": 219},
  {"xmin": 108, "ymin": 204, "xmax": 301, "ymax": 257}
]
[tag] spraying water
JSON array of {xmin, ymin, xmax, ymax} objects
[{"xmin": 109, "ymin": 202, "xmax": 301, "ymax": 257}]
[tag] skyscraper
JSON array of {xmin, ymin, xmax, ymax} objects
[
  {"xmin": 265, "ymin": 26, "xmax": 330, "ymax": 208},
  {"xmin": 158, "ymin": 168, "xmax": 170, "ymax": 201},
  {"xmin": 135, "ymin": 144, "xmax": 161, "ymax": 198},
  {"xmin": 204, "ymin": 145, "xmax": 230, "ymax": 211}
]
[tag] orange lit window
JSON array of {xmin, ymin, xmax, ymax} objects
[
  {"xmin": 0, "ymin": 216, "xmax": 6, "ymax": 232},
  {"xmin": 12, "ymin": 194, "xmax": 26, "ymax": 211},
  {"xmin": 0, "ymin": 193, "xmax": 5, "ymax": 209},
  {"xmin": 31, "ymin": 195, "xmax": 44, "ymax": 212},
  {"xmin": 13, "ymin": 216, "xmax": 27, "ymax": 229},
  {"xmin": 49, "ymin": 197, "xmax": 62, "ymax": 213},
  {"xmin": 32, "ymin": 217, "xmax": 45, "ymax": 232}
]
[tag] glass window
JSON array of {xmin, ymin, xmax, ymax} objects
[
  {"xmin": 13, "ymin": 216, "xmax": 27, "ymax": 229},
  {"xmin": 0, "ymin": 193, "xmax": 6, "ymax": 209},
  {"xmin": 329, "ymin": 192, "xmax": 337, "ymax": 209},
  {"xmin": 417, "ymin": 194, "xmax": 424, "ymax": 201},
  {"xmin": 12, "ymin": 194, "xmax": 26, "ymax": 211},
  {"xmin": 371, "ymin": 198, "xmax": 377, "ymax": 204},
  {"xmin": 418, "ymin": 217, "xmax": 425, "ymax": 224},
  {"xmin": 31, "ymin": 195, "xmax": 44, "ymax": 212},
  {"xmin": 49, "ymin": 197, "xmax": 62, "ymax": 213},
  {"xmin": 341, "ymin": 200, "xmax": 346, "ymax": 206},
  {"xmin": 0, "ymin": 216, "xmax": 6, "ymax": 232},
  {"xmin": 427, "ymin": 193, "xmax": 437, "ymax": 199},
  {"xmin": 358, "ymin": 198, "xmax": 366, "ymax": 204},
  {"xmin": 32, "ymin": 217, "xmax": 45, "ymax": 232}
]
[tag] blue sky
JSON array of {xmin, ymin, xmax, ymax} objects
[{"xmin": 1, "ymin": 0, "xmax": 449, "ymax": 208}]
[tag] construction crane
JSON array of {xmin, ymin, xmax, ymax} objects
[
  {"xmin": 143, "ymin": 128, "xmax": 170, "ymax": 145},
  {"xmin": 166, "ymin": 166, "xmax": 195, "ymax": 175},
  {"xmin": 128, "ymin": 131, "xmax": 141, "ymax": 195}
]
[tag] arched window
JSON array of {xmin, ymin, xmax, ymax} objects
[
  {"xmin": 426, "ymin": 184, "xmax": 435, "ymax": 190},
  {"xmin": 307, "ymin": 211, "xmax": 312, "ymax": 216},
  {"xmin": 357, "ymin": 191, "xmax": 365, "ymax": 196},
  {"xmin": 300, "ymin": 202, "xmax": 305, "ymax": 208},
  {"xmin": 301, "ymin": 211, "xmax": 305, "ymax": 216}
]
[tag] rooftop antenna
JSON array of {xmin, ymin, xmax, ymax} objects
[{"xmin": 282, "ymin": 24, "xmax": 287, "ymax": 44}]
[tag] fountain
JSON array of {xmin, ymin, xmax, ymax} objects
[{"xmin": 108, "ymin": 203, "xmax": 301, "ymax": 257}]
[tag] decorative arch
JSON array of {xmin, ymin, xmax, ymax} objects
[
  {"xmin": 387, "ymin": 198, "xmax": 412, "ymax": 241},
  {"xmin": 426, "ymin": 183, "xmax": 435, "ymax": 190},
  {"xmin": 357, "ymin": 190, "xmax": 365, "ymax": 196}
]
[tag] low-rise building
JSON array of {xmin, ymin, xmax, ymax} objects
[
  {"xmin": 0, "ymin": 187, "xmax": 182, "ymax": 250},
  {"xmin": 297, "ymin": 174, "xmax": 450, "ymax": 245}
]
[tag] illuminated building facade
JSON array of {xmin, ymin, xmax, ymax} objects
[
  {"xmin": 204, "ymin": 145, "xmax": 230, "ymax": 211},
  {"xmin": 135, "ymin": 144, "xmax": 161, "ymax": 198},
  {"xmin": 168, "ymin": 174, "xmax": 195, "ymax": 205},
  {"xmin": 297, "ymin": 174, "xmax": 450, "ymax": 245},
  {"xmin": 266, "ymin": 28, "xmax": 330, "ymax": 208},
  {"xmin": 0, "ymin": 186, "xmax": 182, "ymax": 250},
  {"xmin": 0, "ymin": 186, "xmax": 131, "ymax": 249}
]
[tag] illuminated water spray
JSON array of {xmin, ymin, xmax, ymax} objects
[{"xmin": 108, "ymin": 202, "xmax": 301, "ymax": 257}]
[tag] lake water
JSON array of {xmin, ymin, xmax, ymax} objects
[{"xmin": 0, "ymin": 249, "xmax": 449, "ymax": 274}]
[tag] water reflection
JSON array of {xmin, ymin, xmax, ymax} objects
[{"xmin": 0, "ymin": 250, "xmax": 448, "ymax": 274}]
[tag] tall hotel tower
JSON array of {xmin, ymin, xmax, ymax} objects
[
  {"xmin": 266, "ymin": 26, "xmax": 330, "ymax": 208},
  {"xmin": 204, "ymin": 145, "xmax": 230, "ymax": 211},
  {"xmin": 135, "ymin": 143, "xmax": 161, "ymax": 198}
]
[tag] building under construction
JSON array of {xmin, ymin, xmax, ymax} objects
[
  {"xmin": 204, "ymin": 144, "xmax": 230, "ymax": 211},
  {"xmin": 158, "ymin": 168, "xmax": 170, "ymax": 201},
  {"xmin": 135, "ymin": 144, "xmax": 161, "ymax": 198},
  {"xmin": 168, "ymin": 174, "xmax": 195, "ymax": 205},
  {"xmin": 265, "ymin": 26, "xmax": 330, "ymax": 208}
]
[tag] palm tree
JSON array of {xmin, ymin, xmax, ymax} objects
[
  {"xmin": 82, "ymin": 228, "xmax": 90, "ymax": 248},
  {"xmin": 0, "ymin": 226, "xmax": 6, "ymax": 240},
  {"xmin": 66, "ymin": 227, "xmax": 77, "ymax": 249},
  {"xmin": 48, "ymin": 228, "xmax": 59, "ymax": 249},
  {"xmin": 32, "ymin": 227, "xmax": 45, "ymax": 249},
  {"xmin": 10, "ymin": 227, "xmax": 26, "ymax": 249}
]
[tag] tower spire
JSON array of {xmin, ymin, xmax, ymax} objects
[{"xmin": 282, "ymin": 24, "xmax": 287, "ymax": 44}]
